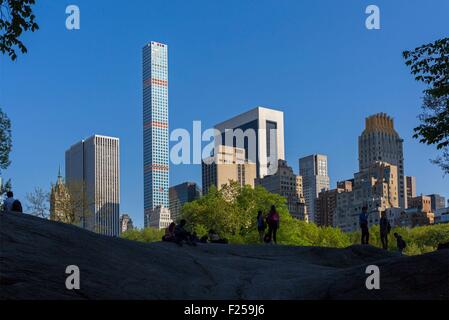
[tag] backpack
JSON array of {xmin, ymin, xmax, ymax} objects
[{"xmin": 12, "ymin": 200, "xmax": 23, "ymax": 213}]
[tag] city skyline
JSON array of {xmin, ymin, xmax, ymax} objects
[{"xmin": 1, "ymin": 0, "xmax": 448, "ymax": 228}]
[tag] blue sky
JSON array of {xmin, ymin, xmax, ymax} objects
[{"xmin": 1, "ymin": 0, "xmax": 448, "ymax": 228}]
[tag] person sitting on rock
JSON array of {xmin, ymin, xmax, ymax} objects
[
  {"xmin": 208, "ymin": 229, "xmax": 228, "ymax": 244},
  {"xmin": 191, "ymin": 232, "xmax": 200, "ymax": 243},
  {"xmin": 174, "ymin": 219, "xmax": 196, "ymax": 246},
  {"xmin": 162, "ymin": 222, "xmax": 176, "ymax": 242},
  {"xmin": 394, "ymin": 233, "xmax": 406, "ymax": 255},
  {"xmin": 11, "ymin": 199, "xmax": 23, "ymax": 213},
  {"xmin": 3, "ymin": 191, "xmax": 15, "ymax": 212}
]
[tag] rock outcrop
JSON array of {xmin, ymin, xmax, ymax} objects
[{"xmin": 1, "ymin": 212, "xmax": 448, "ymax": 300}]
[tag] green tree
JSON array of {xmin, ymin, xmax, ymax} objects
[
  {"xmin": 403, "ymin": 38, "xmax": 449, "ymax": 174},
  {"xmin": 181, "ymin": 182, "xmax": 351, "ymax": 246},
  {"xmin": 0, "ymin": 0, "xmax": 39, "ymax": 60},
  {"xmin": 348, "ymin": 223, "xmax": 449, "ymax": 255},
  {"xmin": 0, "ymin": 107, "xmax": 12, "ymax": 172},
  {"xmin": 122, "ymin": 227, "xmax": 164, "ymax": 243},
  {"xmin": 120, "ymin": 182, "xmax": 448, "ymax": 256}
]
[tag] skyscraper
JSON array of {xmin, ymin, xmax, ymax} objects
[
  {"xmin": 405, "ymin": 176, "xmax": 417, "ymax": 208},
  {"xmin": 359, "ymin": 113, "xmax": 406, "ymax": 208},
  {"xmin": 169, "ymin": 182, "xmax": 201, "ymax": 222},
  {"xmin": 299, "ymin": 154, "xmax": 330, "ymax": 223},
  {"xmin": 143, "ymin": 41, "xmax": 170, "ymax": 228},
  {"xmin": 214, "ymin": 107, "xmax": 285, "ymax": 178},
  {"xmin": 65, "ymin": 135, "xmax": 120, "ymax": 236}
]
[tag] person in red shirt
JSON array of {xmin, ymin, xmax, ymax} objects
[{"xmin": 266, "ymin": 205, "xmax": 280, "ymax": 244}]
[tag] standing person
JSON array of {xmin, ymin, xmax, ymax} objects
[
  {"xmin": 359, "ymin": 206, "xmax": 370, "ymax": 245},
  {"xmin": 256, "ymin": 211, "xmax": 266, "ymax": 243},
  {"xmin": 394, "ymin": 233, "xmax": 406, "ymax": 255},
  {"xmin": 266, "ymin": 205, "xmax": 280, "ymax": 244},
  {"xmin": 3, "ymin": 191, "xmax": 15, "ymax": 212},
  {"xmin": 379, "ymin": 211, "xmax": 391, "ymax": 250}
]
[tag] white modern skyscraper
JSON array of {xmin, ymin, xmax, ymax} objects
[
  {"xmin": 214, "ymin": 106, "xmax": 285, "ymax": 178},
  {"xmin": 65, "ymin": 135, "xmax": 120, "ymax": 236},
  {"xmin": 359, "ymin": 113, "xmax": 405, "ymax": 208},
  {"xmin": 299, "ymin": 154, "xmax": 330, "ymax": 223},
  {"xmin": 142, "ymin": 41, "xmax": 170, "ymax": 228}
]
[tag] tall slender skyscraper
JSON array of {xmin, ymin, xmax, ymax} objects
[
  {"xmin": 299, "ymin": 154, "xmax": 330, "ymax": 223},
  {"xmin": 359, "ymin": 113, "xmax": 405, "ymax": 208},
  {"xmin": 65, "ymin": 135, "xmax": 120, "ymax": 236},
  {"xmin": 142, "ymin": 41, "xmax": 170, "ymax": 227}
]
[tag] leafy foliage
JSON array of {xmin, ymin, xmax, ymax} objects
[
  {"xmin": 122, "ymin": 183, "xmax": 449, "ymax": 256},
  {"xmin": 0, "ymin": 0, "xmax": 39, "ymax": 60},
  {"xmin": 122, "ymin": 227, "xmax": 164, "ymax": 243},
  {"xmin": 403, "ymin": 38, "xmax": 449, "ymax": 174},
  {"xmin": 348, "ymin": 223, "xmax": 449, "ymax": 255},
  {"xmin": 0, "ymin": 107, "xmax": 12, "ymax": 171}
]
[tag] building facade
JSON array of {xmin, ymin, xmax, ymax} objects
[
  {"xmin": 148, "ymin": 206, "xmax": 172, "ymax": 229},
  {"xmin": 359, "ymin": 113, "xmax": 406, "ymax": 208},
  {"xmin": 409, "ymin": 195, "xmax": 432, "ymax": 213},
  {"xmin": 299, "ymin": 154, "xmax": 330, "ymax": 223},
  {"xmin": 142, "ymin": 41, "xmax": 170, "ymax": 228},
  {"xmin": 202, "ymin": 145, "xmax": 257, "ymax": 195},
  {"xmin": 169, "ymin": 182, "xmax": 201, "ymax": 222},
  {"xmin": 65, "ymin": 135, "xmax": 120, "ymax": 236},
  {"xmin": 120, "ymin": 214, "xmax": 134, "ymax": 234},
  {"xmin": 333, "ymin": 162, "xmax": 399, "ymax": 232},
  {"xmin": 427, "ymin": 194, "xmax": 446, "ymax": 212},
  {"xmin": 316, "ymin": 180, "xmax": 353, "ymax": 227},
  {"xmin": 405, "ymin": 176, "xmax": 417, "ymax": 208},
  {"xmin": 255, "ymin": 159, "xmax": 308, "ymax": 221},
  {"xmin": 214, "ymin": 107, "xmax": 285, "ymax": 178},
  {"xmin": 435, "ymin": 207, "xmax": 449, "ymax": 224},
  {"xmin": 397, "ymin": 208, "xmax": 434, "ymax": 227},
  {"xmin": 50, "ymin": 169, "xmax": 71, "ymax": 223}
]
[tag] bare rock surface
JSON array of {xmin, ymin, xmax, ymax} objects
[{"xmin": 1, "ymin": 212, "xmax": 448, "ymax": 300}]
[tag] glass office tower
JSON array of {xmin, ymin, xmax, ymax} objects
[{"xmin": 142, "ymin": 41, "xmax": 170, "ymax": 227}]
